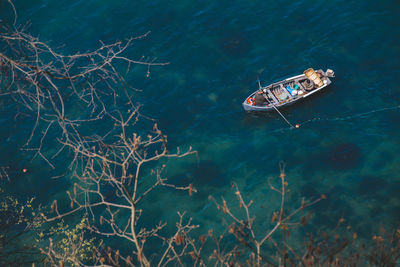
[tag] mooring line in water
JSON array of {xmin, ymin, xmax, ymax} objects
[
  {"xmin": 300, "ymin": 104, "xmax": 400, "ymax": 126},
  {"xmin": 259, "ymin": 105, "xmax": 400, "ymax": 135},
  {"xmin": 330, "ymin": 105, "xmax": 400, "ymax": 121},
  {"xmin": 271, "ymin": 104, "xmax": 295, "ymax": 128}
]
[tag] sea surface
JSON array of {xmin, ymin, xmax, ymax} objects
[{"xmin": 1, "ymin": 0, "xmax": 400, "ymax": 260}]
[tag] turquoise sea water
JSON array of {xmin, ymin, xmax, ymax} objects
[{"xmin": 1, "ymin": 0, "xmax": 400, "ymax": 260}]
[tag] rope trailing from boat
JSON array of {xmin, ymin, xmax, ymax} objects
[
  {"xmin": 258, "ymin": 78, "xmax": 295, "ymax": 129},
  {"xmin": 269, "ymin": 102, "xmax": 295, "ymax": 128}
]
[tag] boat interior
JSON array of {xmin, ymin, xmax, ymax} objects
[{"xmin": 267, "ymin": 78, "xmax": 308, "ymax": 105}]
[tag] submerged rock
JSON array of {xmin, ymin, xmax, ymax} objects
[
  {"xmin": 191, "ymin": 160, "xmax": 226, "ymax": 187},
  {"xmin": 207, "ymin": 92, "xmax": 218, "ymax": 103},
  {"xmin": 357, "ymin": 175, "xmax": 387, "ymax": 195},
  {"xmin": 328, "ymin": 143, "xmax": 361, "ymax": 170},
  {"xmin": 168, "ymin": 160, "xmax": 226, "ymax": 189},
  {"xmin": 220, "ymin": 32, "xmax": 249, "ymax": 56},
  {"xmin": 300, "ymin": 184, "xmax": 319, "ymax": 199}
]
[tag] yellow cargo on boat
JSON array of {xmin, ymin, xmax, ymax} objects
[{"xmin": 304, "ymin": 68, "xmax": 323, "ymax": 88}]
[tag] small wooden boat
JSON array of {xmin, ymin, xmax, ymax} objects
[{"xmin": 242, "ymin": 68, "xmax": 335, "ymax": 112}]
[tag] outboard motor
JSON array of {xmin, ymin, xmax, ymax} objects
[{"xmin": 326, "ymin": 69, "xmax": 335, "ymax": 77}]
